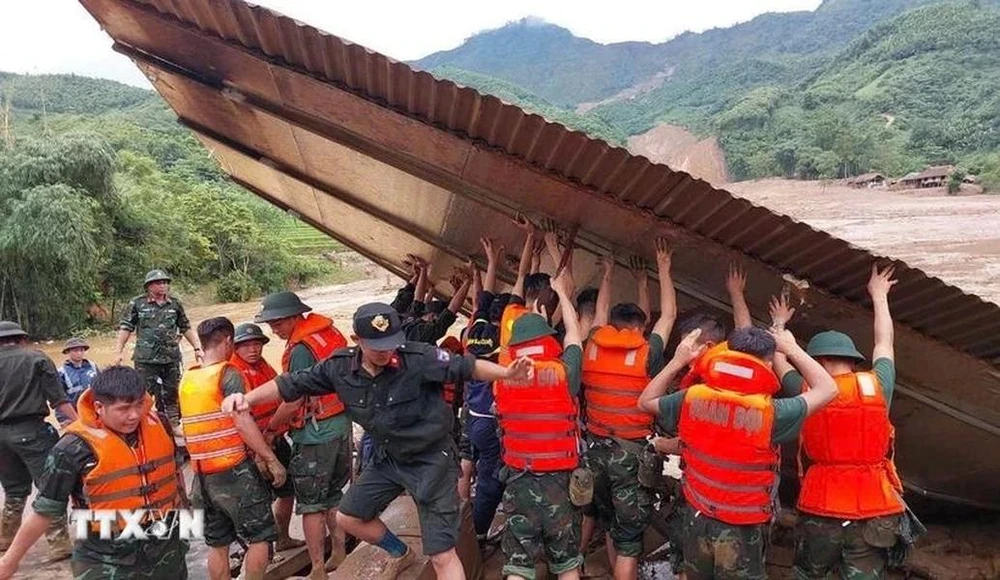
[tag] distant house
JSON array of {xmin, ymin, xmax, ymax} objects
[
  {"xmin": 899, "ymin": 165, "xmax": 955, "ymax": 188},
  {"xmin": 848, "ymin": 172, "xmax": 886, "ymax": 188}
]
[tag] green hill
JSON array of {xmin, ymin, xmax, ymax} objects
[{"xmin": 417, "ymin": 0, "xmax": 1000, "ymax": 187}]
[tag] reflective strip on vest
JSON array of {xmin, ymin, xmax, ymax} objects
[
  {"xmin": 684, "ymin": 443, "xmax": 777, "ymax": 472},
  {"xmin": 683, "ymin": 483, "xmax": 773, "ymax": 516}
]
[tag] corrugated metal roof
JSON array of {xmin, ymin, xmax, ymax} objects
[{"xmin": 79, "ymin": 0, "xmax": 1000, "ymax": 509}]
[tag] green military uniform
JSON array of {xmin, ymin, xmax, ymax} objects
[
  {"xmin": 33, "ymin": 415, "xmax": 188, "ymax": 578},
  {"xmin": 783, "ymin": 331, "xmax": 916, "ymax": 580},
  {"xmin": 191, "ymin": 366, "xmax": 277, "ymax": 548},
  {"xmin": 119, "ymin": 274, "xmax": 191, "ymax": 426},
  {"xmin": 657, "ymin": 387, "xmax": 810, "ymax": 580},
  {"xmin": 583, "ymin": 328, "xmax": 666, "ymax": 558},
  {"xmin": 0, "ymin": 321, "xmax": 71, "ymax": 554},
  {"xmin": 501, "ymin": 337, "xmax": 585, "ymax": 580},
  {"xmin": 284, "ymin": 344, "xmax": 351, "ymax": 515},
  {"xmin": 274, "ymin": 303, "xmax": 477, "ymax": 556}
]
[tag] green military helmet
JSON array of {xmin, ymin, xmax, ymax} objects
[
  {"xmin": 234, "ymin": 322, "xmax": 270, "ymax": 346},
  {"xmin": 508, "ymin": 313, "xmax": 557, "ymax": 346},
  {"xmin": 255, "ymin": 291, "xmax": 312, "ymax": 323},
  {"xmin": 0, "ymin": 320, "xmax": 28, "ymax": 339},
  {"xmin": 806, "ymin": 330, "xmax": 866, "ymax": 362},
  {"xmin": 143, "ymin": 269, "xmax": 172, "ymax": 287}
]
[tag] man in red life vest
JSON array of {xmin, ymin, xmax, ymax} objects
[
  {"xmin": 230, "ymin": 322, "xmax": 305, "ymax": 554},
  {"xmin": 639, "ymin": 326, "xmax": 838, "ymax": 579},
  {"xmin": 495, "ymin": 269, "xmax": 587, "ymax": 580},
  {"xmin": 770, "ymin": 266, "xmax": 921, "ymax": 578},
  {"xmin": 254, "ymin": 291, "xmax": 350, "ymax": 579},
  {"xmin": 579, "ymin": 238, "xmax": 677, "ymax": 580}
]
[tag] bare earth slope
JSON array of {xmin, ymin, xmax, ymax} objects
[
  {"xmin": 727, "ymin": 179, "xmax": 1000, "ymax": 305},
  {"xmin": 626, "ymin": 124, "xmax": 730, "ymax": 186}
]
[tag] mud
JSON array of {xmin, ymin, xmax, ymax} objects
[{"xmin": 626, "ymin": 124, "xmax": 730, "ymax": 186}]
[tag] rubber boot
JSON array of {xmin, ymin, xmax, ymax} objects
[
  {"xmin": 0, "ymin": 497, "xmax": 26, "ymax": 552},
  {"xmin": 43, "ymin": 515, "xmax": 72, "ymax": 563}
]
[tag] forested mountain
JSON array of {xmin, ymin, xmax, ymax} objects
[
  {"xmin": 416, "ymin": 0, "xmax": 1000, "ymax": 186},
  {"xmin": 0, "ymin": 73, "xmax": 337, "ymax": 336}
]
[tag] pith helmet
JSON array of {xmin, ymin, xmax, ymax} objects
[
  {"xmin": 234, "ymin": 322, "xmax": 270, "ymax": 345},
  {"xmin": 255, "ymin": 291, "xmax": 311, "ymax": 323},
  {"xmin": 143, "ymin": 269, "xmax": 172, "ymax": 287},
  {"xmin": 508, "ymin": 314, "xmax": 557, "ymax": 346},
  {"xmin": 0, "ymin": 321, "xmax": 28, "ymax": 339},
  {"xmin": 806, "ymin": 330, "xmax": 866, "ymax": 362},
  {"xmin": 62, "ymin": 337, "xmax": 90, "ymax": 354}
]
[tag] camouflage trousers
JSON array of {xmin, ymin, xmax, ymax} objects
[
  {"xmin": 794, "ymin": 514, "xmax": 902, "ymax": 579},
  {"xmin": 583, "ymin": 437, "xmax": 654, "ymax": 558},
  {"xmin": 501, "ymin": 469, "xmax": 583, "ymax": 580},
  {"xmin": 70, "ymin": 537, "xmax": 189, "ymax": 579},
  {"xmin": 135, "ymin": 362, "xmax": 181, "ymax": 427},
  {"xmin": 680, "ymin": 504, "xmax": 767, "ymax": 580},
  {"xmin": 193, "ymin": 459, "xmax": 278, "ymax": 548}
]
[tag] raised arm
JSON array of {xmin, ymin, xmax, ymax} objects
[
  {"xmin": 727, "ymin": 264, "xmax": 752, "ymax": 329},
  {"xmin": 448, "ymin": 274, "xmax": 472, "ymax": 314},
  {"xmin": 768, "ymin": 292, "xmax": 797, "ymax": 380},
  {"xmin": 772, "ymin": 329, "xmax": 837, "ymax": 415},
  {"xmin": 651, "ymin": 238, "xmax": 677, "ymax": 344},
  {"xmin": 629, "ymin": 255, "xmax": 651, "ymax": 320},
  {"xmin": 868, "ymin": 264, "xmax": 897, "ymax": 362},
  {"xmin": 638, "ymin": 329, "xmax": 705, "ymax": 415},
  {"xmin": 593, "ymin": 256, "xmax": 614, "ymax": 329},
  {"xmin": 552, "ymin": 267, "xmax": 581, "ymax": 350},
  {"xmin": 511, "ymin": 216, "xmax": 537, "ymax": 299},
  {"xmin": 412, "ymin": 262, "xmax": 430, "ymax": 311},
  {"xmin": 481, "ymin": 237, "xmax": 500, "ymax": 294}
]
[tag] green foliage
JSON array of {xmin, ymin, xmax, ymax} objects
[
  {"xmin": 948, "ymin": 169, "xmax": 966, "ymax": 194},
  {"xmin": 0, "ymin": 74, "xmax": 337, "ymax": 337}
]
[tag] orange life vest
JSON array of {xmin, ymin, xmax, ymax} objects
[
  {"xmin": 494, "ymin": 336, "xmax": 580, "ymax": 472},
  {"xmin": 229, "ymin": 354, "xmax": 282, "ymax": 433},
  {"xmin": 691, "ymin": 347, "xmax": 781, "ymax": 396},
  {"xmin": 282, "ymin": 313, "xmax": 347, "ymax": 429},
  {"xmin": 582, "ymin": 325, "xmax": 653, "ymax": 440},
  {"xmin": 66, "ymin": 389, "xmax": 179, "ymax": 521},
  {"xmin": 439, "ymin": 336, "xmax": 464, "ymax": 405},
  {"xmin": 179, "ymin": 362, "xmax": 248, "ymax": 475},
  {"xmin": 797, "ymin": 372, "xmax": 904, "ymax": 519},
  {"xmin": 678, "ymin": 383, "xmax": 779, "ymax": 525},
  {"xmin": 498, "ymin": 303, "xmax": 530, "ymax": 365}
]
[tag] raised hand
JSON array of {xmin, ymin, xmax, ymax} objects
[
  {"xmin": 512, "ymin": 213, "xmax": 537, "ymax": 236},
  {"xmin": 726, "ymin": 263, "xmax": 747, "ymax": 296},
  {"xmin": 770, "ymin": 328, "xmax": 801, "ymax": 356},
  {"xmin": 769, "ymin": 292, "xmax": 796, "ymax": 328},
  {"xmin": 672, "ymin": 328, "xmax": 706, "ymax": 365},
  {"xmin": 655, "ymin": 237, "xmax": 673, "ymax": 269},
  {"xmin": 628, "ymin": 255, "xmax": 648, "ymax": 283},
  {"xmin": 867, "ymin": 263, "xmax": 898, "ymax": 299}
]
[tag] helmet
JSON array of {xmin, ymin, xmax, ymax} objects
[
  {"xmin": 0, "ymin": 321, "xmax": 28, "ymax": 339},
  {"xmin": 806, "ymin": 331, "xmax": 866, "ymax": 362},
  {"xmin": 143, "ymin": 269, "xmax": 172, "ymax": 287},
  {"xmin": 255, "ymin": 292, "xmax": 311, "ymax": 323},
  {"xmin": 234, "ymin": 323, "xmax": 270, "ymax": 345}
]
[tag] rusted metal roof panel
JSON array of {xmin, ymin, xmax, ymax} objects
[{"xmin": 79, "ymin": 0, "xmax": 1000, "ymax": 509}]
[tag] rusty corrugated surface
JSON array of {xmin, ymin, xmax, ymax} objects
[{"xmin": 78, "ymin": 0, "xmax": 1000, "ymax": 509}]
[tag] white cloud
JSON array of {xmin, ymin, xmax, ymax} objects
[{"xmin": 0, "ymin": 0, "xmax": 822, "ymax": 88}]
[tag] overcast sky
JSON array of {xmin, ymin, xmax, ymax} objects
[{"xmin": 1, "ymin": 0, "xmax": 822, "ymax": 88}]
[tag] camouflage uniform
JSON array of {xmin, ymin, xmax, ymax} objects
[
  {"xmin": 793, "ymin": 514, "xmax": 901, "ymax": 580},
  {"xmin": 583, "ymin": 437, "xmax": 654, "ymax": 558},
  {"xmin": 679, "ymin": 503, "xmax": 767, "ymax": 580},
  {"xmin": 501, "ymin": 469, "xmax": 583, "ymax": 580},
  {"xmin": 32, "ymin": 417, "xmax": 188, "ymax": 579},
  {"xmin": 119, "ymin": 295, "xmax": 190, "ymax": 424},
  {"xmin": 192, "ymin": 458, "xmax": 278, "ymax": 548}
]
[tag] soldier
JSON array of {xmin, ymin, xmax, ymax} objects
[
  {"xmin": 0, "ymin": 366, "xmax": 186, "ymax": 579},
  {"xmin": 500, "ymin": 220, "xmax": 557, "ymax": 361},
  {"xmin": 579, "ymin": 239, "xmax": 676, "ymax": 580},
  {"xmin": 222, "ymin": 302, "xmax": 532, "ymax": 580},
  {"xmin": 56, "ymin": 337, "xmax": 99, "ymax": 427},
  {"xmin": 494, "ymin": 269, "xmax": 586, "ymax": 580},
  {"xmin": 772, "ymin": 266, "xmax": 921, "ymax": 579},
  {"xmin": 229, "ymin": 323, "xmax": 305, "ymax": 553},
  {"xmin": 179, "ymin": 317, "xmax": 286, "ymax": 580},
  {"xmin": 639, "ymin": 326, "xmax": 839, "ymax": 580},
  {"xmin": 0, "ymin": 321, "xmax": 75, "ymax": 560},
  {"xmin": 254, "ymin": 292, "xmax": 350, "ymax": 579},
  {"xmin": 114, "ymin": 269, "xmax": 203, "ymax": 449}
]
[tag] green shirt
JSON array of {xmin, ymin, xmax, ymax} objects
[
  {"xmin": 585, "ymin": 327, "xmax": 665, "ymax": 377},
  {"xmin": 119, "ymin": 295, "xmax": 191, "ymax": 364},
  {"xmin": 656, "ymin": 389, "xmax": 808, "ymax": 444},
  {"xmin": 562, "ymin": 344, "xmax": 584, "ymax": 397},
  {"xmin": 779, "ymin": 358, "xmax": 896, "ymax": 405},
  {"xmin": 286, "ymin": 343, "xmax": 350, "ymax": 445}
]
